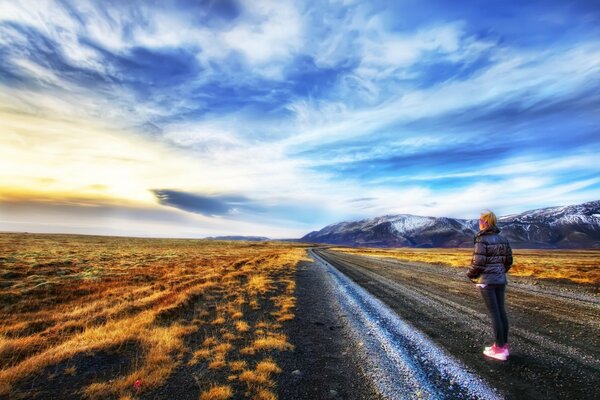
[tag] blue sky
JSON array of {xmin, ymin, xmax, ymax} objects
[{"xmin": 0, "ymin": 0, "xmax": 599, "ymax": 238}]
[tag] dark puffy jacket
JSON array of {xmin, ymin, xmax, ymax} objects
[{"xmin": 467, "ymin": 226, "xmax": 513, "ymax": 285}]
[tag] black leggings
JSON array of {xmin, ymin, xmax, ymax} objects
[{"xmin": 480, "ymin": 284, "xmax": 509, "ymax": 346}]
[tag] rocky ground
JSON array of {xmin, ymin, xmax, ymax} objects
[{"xmin": 275, "ymin": 260, "xmax": 382, "ymax": 400}]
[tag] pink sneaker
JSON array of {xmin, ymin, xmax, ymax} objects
[
  {"xmin": 485, "ymin": 343, "xmax": 510, "ymax": 357},
  {"xmin": 483, "ymin": 343, "xmax": 508, "ymax": 361}
]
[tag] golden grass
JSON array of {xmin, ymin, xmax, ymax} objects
[
  {"xmin": 203, "ymin": 337, "xmax": 219, "ymax": 347},
  {"xmin": 331, "ymin": 247, "xmax": 600, "ymax": 284},
  {"xmin": 247, "ymin": 275, "xmax": 272, "ymax": 295},
  {"xmin": 238, "ymin": 369, "xmax": 271, "ymax": 385},
  {"xmin": 253, "ymin": 389, "xmax": 278, "ymax": 400},
  {"xmin": 271, "ymin": 293, "xmax": 296, "ymax": 323},
  {"xmin": 189, "ymin": 348, "xmax": 212, "ymax": 365},
  {"xmin": 235, "ymin": 320, "xmax": 250, "ymax": 332},
  {"xmin": 255, "ymin": 358, "xmax": 282, "ymax": 375},
  {"xmin": 237, "ymin": 357, "xmax": 283, "ymax": 398},
  {"xmin": 228, "ymin": 360, "xmax": 247, "ymax": 371},
  {"xmin": 0, "ymin": 233, "xmax": 310, "ymax": 399},
  {"xmin": 251, "ymin": 333, "xmax": 295, "ymax": 352},
  {"xmin": 208, "ymin": 358, "xmax": 227, "ymax": 370},
  {"xmin": 199, "ymin": 384, "xmax": 233, "ymax": 400}
]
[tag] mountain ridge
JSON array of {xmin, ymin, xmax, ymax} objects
[
  {"xmin": 206, "ymin": 235, "xmax": 270, "ymax": 241},
  {"xmin": 301, "ymin": 200, "xmax": 600, "ymax": 249}
]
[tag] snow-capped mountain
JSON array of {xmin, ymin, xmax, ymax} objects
[
  {"xmin": 498, "ymin": 200, "xmax": 600, "ymax": 248},
  {"xmin": 301, "ymin": 200, "xmax": 600, "ymax": 248}
]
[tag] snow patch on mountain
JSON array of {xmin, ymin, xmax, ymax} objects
[
  {"xmin": 302, "ymin": 200, "xmax": 600, "ymax": 248},
  {"xmin": 390, "ymin": 215, "xmax": 436, "ymax": 233}
]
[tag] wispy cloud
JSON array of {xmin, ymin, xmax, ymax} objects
[{"xmin": 1, "ymin": 0, "xmax": 599, "ymax": 237}]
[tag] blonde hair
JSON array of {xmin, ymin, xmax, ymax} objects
[{"xmin": 480, "ymin": 210, "xmax": 497, "ymax": 228}]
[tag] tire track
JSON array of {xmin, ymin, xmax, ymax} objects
[
  {"xmin": 310, "ymin": 249, "xmax": 502, "ymax": 400},
  {"xmin": 319, "ymin": 250, "xmax": 600, "ymax": 369},
  {"xmin": 313, "ymin": 248, "xmax": 600, "ymax": 400}
]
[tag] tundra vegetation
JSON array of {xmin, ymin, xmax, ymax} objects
[
  {"xmin": 331, "ymin": 247, "xmax": 600, "ymax": 285},
  {"xmin": 0, "ymin": 233, "xmax": 310, "ymax": 399}
]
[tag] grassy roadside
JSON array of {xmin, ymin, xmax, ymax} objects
[
  {"xmin": 330, "ymin": 247, "xmax": 600, "ymax": 285},
  {"xmin": 0, "ymin": 233, "xmax": 310, "ymax": 399}
]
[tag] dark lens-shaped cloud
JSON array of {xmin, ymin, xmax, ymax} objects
[{"xmin": 152, "ymin": 189, "xmax": 260, "ymax": 217}]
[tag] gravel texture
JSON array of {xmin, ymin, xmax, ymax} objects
[
  {"xmin": 314, "ymin": 248, "xmax": 600, "ymax": 400},
  {"xmin": 275, "ymin": 259, "xmax": 382, "ymax": 400},
  {"xmin": 311, "ymin": 249, "xmax": 501, "ymax": 400}
]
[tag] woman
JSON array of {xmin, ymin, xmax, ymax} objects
[{"xmin": 467, "ymin": 210, "xmax": 513, "ymax": 361}]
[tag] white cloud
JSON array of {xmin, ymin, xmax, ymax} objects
[
  {"xmin": 353, "ymin": 175, "xmax": 600, "ymax": 221},
  {"xmin": 162, "ymin": 122, "xmax": 246, "ymax": 151},
  {"xmin": 389, "ymin": 153, "xmax": 600, "ymax": 183},
  {"xmin": 1, "ymin": 1, "xmax": 599, "ymax": 236},
  {"xmin": 282, "ymin": 40, "xmax": 600, "ymax": 149},
  {"xmin": 222, "ymin": 0, "xmax": 302, "ymax": 78},
  {"xmin": 359, "ymin": 20, "xmax": 463, "ymax": 70},
  {"xmin": 11, "ymin": 58, "xmax": 63, "ymax": 85}
]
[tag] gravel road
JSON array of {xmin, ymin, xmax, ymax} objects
[
  {"xmin": 311, "ymin": 248, "xmax": 600, "ymax": 400},
  {"xmin": 276, "ymin": 260, "xmax": 382, "ymax": 400}
]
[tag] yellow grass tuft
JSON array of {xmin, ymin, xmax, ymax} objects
[
  {"xmin": 255, "ymin": 358, "xmax": 282, "ymax": 375},
  {"xmin": 189, "ymin": 347, "xmax": 213, "ymax": 365},
  {"xmin": 229, "ymin": 360, "xmax": 247, "ymax": 371},
  {"xmin": 247, "ymin": 275, "xmax": 271, "ymax": 294},
  {"xmin": 252, "ymin": 333, "xmax": 294, "ymax": 351},
  {"xmin": 222, "ymin": 332, "xmax": 238, "ymax": 341},
  {"xmin": 208, "ymin": 358, "xmax": 227, "ymax": 370},
  {"xmin": 203, "ymin": 337, "xmax": 218, "ymax": 347},
  {"xmin": 230, "ymin": 311, "xmax": 244, "ymax": 319},
  {"xmin": 84, "ymin": 382, "xmax": 108, "ymax": 399},
  {"xmin": 194, "ymin": 348, "xmax": 212, "ymax": 359},
  {"xmin": 253, "ymin": 389, "xmax": 278, "ymax": 400},
  {"xmin": 275, "ymin": 313, "xmax": 294, "ymax": 322},
  {"xmin": 213, "ymin": 343, "xmax": 233, "ymax": 354},
  {"xmin": 238, "ymin": 359, "xmax": 281, "ymax": 397},
  {"xmin": 238, "ymin": 369, "xmax": 271, "ymax": 385},
  {"xmin": 199, "ymin": 384, "xmax": 233, "ymax": 400},
  {"xmin": 240, "ymin": 346, "xmax": 257, "ymax": 356}
]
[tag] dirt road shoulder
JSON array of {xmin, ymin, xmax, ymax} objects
[{"xmin": 275, "ymin": 260, "xmax": 382, "ymax": 400}]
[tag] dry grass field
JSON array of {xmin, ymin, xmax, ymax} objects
[
  {"xmin": 331, "ymin": 247, "xmax": 600, "ymax": 285},
  {"xmin": 0, "ymin": 233, "xmax": 310, "ymax": 399}
]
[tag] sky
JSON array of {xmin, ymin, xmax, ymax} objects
[{"xmin": 1, "ymin": 0, "xmax": 599, "ymax": 238}]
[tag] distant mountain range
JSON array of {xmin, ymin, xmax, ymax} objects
[
  {"xmin": 301, "ymin": 200, "xmax": 600, "ymax": 249},
  {"xmin": 206, "ymin": 236, "xmax": 270, "ymax": 241}
]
